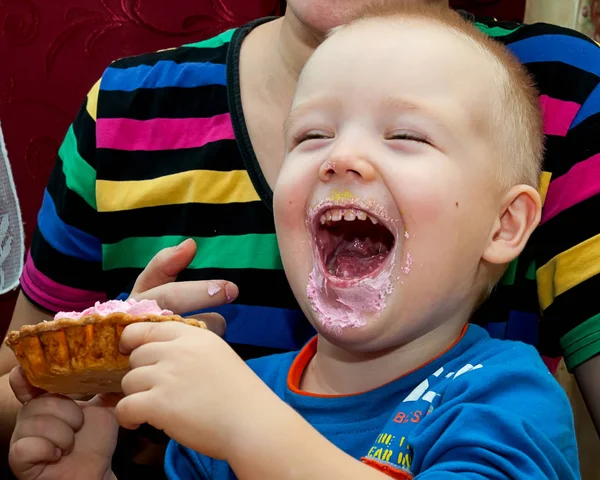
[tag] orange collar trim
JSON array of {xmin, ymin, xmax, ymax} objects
[{"xmin": 287, "ymin": 324, "xmax": 468, "ymax": 398}]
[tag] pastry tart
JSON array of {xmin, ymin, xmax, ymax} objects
[{"xmin": 5, "ymin": 299, "xmax": 205, "ymax": 395}]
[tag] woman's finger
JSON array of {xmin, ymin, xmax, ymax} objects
[
  {"xmin": 9, "ymin": 367, "xmax": 45, "ymax": 405},
  {"xmin": 130, "ymin": 239, "xmax": 197, "ymax": 296},
  {"xmin": 132, "ymin": 280, "xmax": 238, "ymax": 314}
]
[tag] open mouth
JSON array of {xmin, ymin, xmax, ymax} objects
[{"xmin": 313, "ymin": 206, "xmax": 396, "ymax": 282}]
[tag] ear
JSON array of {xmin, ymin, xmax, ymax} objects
[{"xmin": 482, "ymin": 185, "xmax": 542, "ymax": 265}]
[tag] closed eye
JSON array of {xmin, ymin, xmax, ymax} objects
[
  {"xmin": 293, "ymin": 131, "xmax": 334, "ymax": 146},
  {"xmin": 386, "ymin": 131, "xmax": 431, "ymax": 144}
]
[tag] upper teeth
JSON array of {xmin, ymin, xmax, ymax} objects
[{"xmin": 320, "ymin": 208, "xmax": 379, "ymax": 225}]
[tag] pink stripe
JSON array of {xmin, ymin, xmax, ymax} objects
[
  {"xmin": 21, "ymin": 253, "xmax": 107, "ymax": 312},
  {"xmin": 541, "ymin": 153, "xmax": 600, "ymax": 224},
  {"xmin": 539, "ymin": 95, "xmax": 580, "ymax": 137},
  {"xmin": 96, "ymin": 113, "xmax": 235, "ymax": 151}
]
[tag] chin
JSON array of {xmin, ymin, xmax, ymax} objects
[
  {"xmin": 288, "ymin": 2, "xmax": 371, "ymax": 34},
  {"xmin": 312, "ymin": 315, "xmax": 392, "ymax": 353}
]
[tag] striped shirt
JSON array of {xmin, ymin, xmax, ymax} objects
[{"xmin": 22, "ymin": 16, "xmax": 600, "ymax": 370}]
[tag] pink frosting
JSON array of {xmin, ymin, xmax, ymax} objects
[
  {"xmin": 53, "ymin": 299, "xmax": 173, "ymax": 320},
  {"xmin": 306, "ymin": 248, "xmax": 396, "ymax": 334}
]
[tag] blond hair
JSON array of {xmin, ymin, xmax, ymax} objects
[{"xmin": 328, "ymin": 1, "xmax": 544, "ymax": 191}]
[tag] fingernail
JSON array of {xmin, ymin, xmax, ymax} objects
[
  {"xmin": 174, "ymin": 240, "xmax": 187, "ymax": 252},
  {"xmin": 207, "ymin": 282, "xmax": 222, "ymax": 297},
  {"xmin": 224, "ymin": 283, "xmax": 234, "ymax": 303}
]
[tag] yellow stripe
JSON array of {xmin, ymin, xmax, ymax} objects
[
  {"xmin": 537, "ymin": 233, "xmax": 600, "ymax": 310},
  {"xmin": 538, "ymin": 171, "xmax": 552, "ymax": 205},
  {"xmin": 86, "ymin": 79, "xmax": 100, "ymax": 121},
  {"xmin": 96, "ymin": 169, "xmax": 260, "ymax": 212}
]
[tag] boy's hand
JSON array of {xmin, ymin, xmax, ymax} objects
[
  {"xmin": 8, "ymin": 368, "xmax": 119, "ymax": 480},
  {"xmin": 116, "ymin": 322, "xmax": 276, "ymax": 461}
]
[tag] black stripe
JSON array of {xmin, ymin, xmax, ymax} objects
[
  {"xmin": 98, "ymin": 84, "xmax": 229, "ymax": 120},
  {"xmin": 534, "ymin": 195, "xmax": 600, "ymax": 266},
  {"xmin": 544, "ymin": 113, "xmax": 599, "ymax": 179},
  {"xmin": 71, "ymin": 101, "xmax": 97, "ymax": 169},
  {"xmin": 524, "ymin": 62, "xmax": 599, "ymax": 106},
  {"xmin": 541, "ymin": 136, "xmax": 568, "ymax": 178},
  {"xmin": 30, "ymin": 230, "xmax": 105, "ymax": 292},
  {"xmin": 103, "ymin": 267, "xmax": 299, "ymax": 311},
  {"xmin": 108, "ymin": 43, "xmax": 229, "ymax": 70},
  {"xmin": 98, "ymin": 202, "xmax": 276, "ymax": 243},
  {"xmin": 539, "ymin": 273, "xmax": 600, "ymax": 357},
  {"xmin": 46, "ymin": 158, "xmax": 101, "ymax": 238},
  {"xmin": 97, "ymin": 140, "xmax": 243, "ymax": 181}
]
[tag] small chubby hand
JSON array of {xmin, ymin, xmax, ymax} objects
[{"xmin": 115, "ymin": 321, "xmax": 275, "ymax": 461}]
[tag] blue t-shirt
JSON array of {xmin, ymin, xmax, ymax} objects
[{"xmin": 164, "ymin": 325, "xmax": 579, "ymax": 479}]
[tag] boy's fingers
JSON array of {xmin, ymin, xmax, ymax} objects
[
  {"xmin": 186, "ymin": 313, "xmax": 226, "ymax": 337},
  {"xmin": 115, "ymin": 391, "xmax": 154, "ymax": 431},
  {"xmin": 131, "ymin": 280, "xmax": 238, "ymax": 314},
  {"xmin": 130, "ymin": 239, "xmax": 197, "ymax": 295},
  {"xmin": 120, "ymin": 322, "xmax": 192, "ymax": 355},
  {"xmin": 9, "ymin": 436, "xmax": 61, "ymax": 476},
  {"xmin": 9, "ymin": 367, "xmax": 44, "ymax": 405}
]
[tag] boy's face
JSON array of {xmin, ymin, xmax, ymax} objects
[{"xmin": 274, "ymin": 21, "xmax": 504, "ymax": 352}]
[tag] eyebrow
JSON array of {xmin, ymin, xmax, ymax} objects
[
  {"xmin": 381, "ymin": 97, "xmax": 458, "ymax": 136},
  {"xmin": 283, "ymin": 97, "xmax": 342, "ymax": 139}
]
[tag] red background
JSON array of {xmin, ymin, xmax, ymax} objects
[{"xmin": 0, "ymin": 0, "xmax": 525, "ymax": 335}]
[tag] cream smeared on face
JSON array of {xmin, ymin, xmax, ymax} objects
[{"xmin": 305, "ymin": 196, "xmax": 400, "ymax": 333}]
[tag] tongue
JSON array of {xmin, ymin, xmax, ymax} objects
[
  {"xmin": 328, "ymin": 237, "xmax": 389, "ymax": 279},
  {"xmin": 332, "ymin": 252, "xmax": 388, "ymax": 279}
]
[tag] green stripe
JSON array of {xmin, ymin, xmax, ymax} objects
[
  {"xmin": 475, "ymin": 22, "xmax": 522, "ymax": 38},
  {"xmin": 103, "ymin": 234, "xmax": 283, "ymax": 271},
  {"xmin": 59, "ymin": 125, "xmax": 97, "ymax": 210},
  {"xmin": 184, "ymin": 29, "xmax": 235, "ymax": 49},
  {"xmin": 561, "ymin": 313, "xmax": 600, "ymax": 371},
  {"xmin": 499, "ymin": 258, "xmax": 518, "ymax": 286},
  {"xmin": 525, "ymin": 261, "xmax": 536, "ymax": 281}
]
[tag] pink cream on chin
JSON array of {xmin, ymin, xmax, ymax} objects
[
  {"xmin": 306, "ymin": 249, "xmax": 396, "ymax": 334},
  {"xmin": 53, "ymin": 299, "xmax": 173, "ymax": 320},
  {"xmin": 305, "ymin": 197, "xmax": 403, "ymax": 333}
]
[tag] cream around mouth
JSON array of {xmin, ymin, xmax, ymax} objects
[
  {"xmin": 305, "ymin": 199, "xmax": 400, "ymax": 333},
  {"xmin": 309, "ymin": 202, "xmax": 398, "ymax": 286}
]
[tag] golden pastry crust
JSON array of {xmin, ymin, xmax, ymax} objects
[{"xmin": 5, "ymin": 313, "xmax": 206, "ymax": 395}]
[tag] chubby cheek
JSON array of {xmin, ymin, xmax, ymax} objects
[{"xmin": 273, "ymin": 168, "xmax": 316, "ymax": 296}]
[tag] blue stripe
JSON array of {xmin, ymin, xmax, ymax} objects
[
  {"xmin": 571, "ymin": 83, "xmax": 600, "ymax": 129},
  {"xmin": 38, "ymin": 190, "xmax": 102, "ymax": 262},
  {"xmin": 507, "ymin": 35, "xmax": 600, "ymax": 77},
  {"xmin": 194, "ymin": 304, "xmax": 314, "ymax": 351},
  {"xmin": 101, "ymin": 61, "xmax": 226, "ymax": 92},
  {"xmin": 116, "ymin": 292, "xmax": 314, "ymax": 351},
  {"xmin": 505, "ymin": 311, "xmax": 538, "ymax": 346},
  {"xmin": 481, "ymin": 311, "xmax": 538, "ymax": 347}
]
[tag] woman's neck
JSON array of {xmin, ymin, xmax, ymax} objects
[{"xmin": 300, "ymin": 319, "xmax": 466, "ymax": 396}]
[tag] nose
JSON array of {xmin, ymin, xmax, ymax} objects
[{"xmin": 318, "ymin": 153, "xmax": 377, "ymax": 183}]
